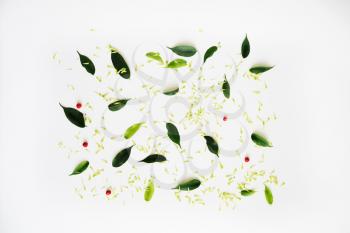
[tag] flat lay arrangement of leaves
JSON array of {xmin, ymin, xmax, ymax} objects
[{"xmin": 56, "ymin": 32, "xmax": 284, "ymax": 210}]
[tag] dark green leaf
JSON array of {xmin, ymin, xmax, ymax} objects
[
  {"xmin": 166, "ymin": 122, "xmax": 181, "ymax": 148},
  {"xmin": 144, "ymin": 179, "xmax": 154, "ymax": 202},
  {"xmin": 163, "ymin": 87, "xmax": 179, "ymax": 96},
  {"xmin": 241, "ymin": 189, "xmax": 256, "ymax": 196},
  {"xmin": 222, "ymin": 76, "xmax": 230, "ymax": 98},
  {"xmin": 174, "ymin": 179, "xmax": 201, "ymax": 191},
  {"xmin": 112, "ymin": 145, "xmax": 134, "ymax": 168},
  {"xmin": 60, "ymin": 103, "xmax": 85, "ymax": 128},
  {"xmin": 111, "ymin": 48, "xmax": 130, "ymax": 79},
  {"xmin": 146, "ymin": 52, "xmax": 164, "ymax": 64},
  {"xmin": 124, "ymin": 122, "xmax": 144, "ymax": 139},
  {"xmin": 264, "ymin": 185, "xmax": 273, "ymax": 205},
  {"xmin": 139, "ymin": 154, "xmax": 166, "ymax": 163},
  {"xmin": 166, "ymin": 59, "xmax": 187, "ymax": 68},
  {"xmin": 77, "ymin": 51, "xmax": 95, "ymax": 75},
  {"xmin": 203, "ymin": 46, "xmax": 218, "ymax": 63},
  {"xmin": 168, "ymin": 45, "xmax": 197, "ymax": 57},
  {"xmin": 241, "ymin": 34, "xmax": 250, "ymax": 59},
  {"xmin": 70, "ymin": 160, "xmax": 89, "ymax": 176},
  {"xmin": 251, "ymin": 132, "xmax": 272, "ymax": 147},
  {"xmin": 108, "ymin": 99, "xmax": 129, "ymax": 111},
  {"xmin": 204, "ymin": 135, "xmax": 219, "ymax": 156},
  {"xmin": 249, "ymin": 65, "xmax": 273, "ymax": 74}
]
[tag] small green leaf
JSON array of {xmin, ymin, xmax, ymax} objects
[
  {"xmin": 139, "ymin": 154, "xmax": 166, "ymax": 163},
  {"xmin": 222, "ymin": 75, "xmax": 230, "ymax": 99},
  {"xmin": 168, "ymin": 45, "xmax": 197, "ymax": 57},
  {"xmin": 251, "ymin": 132, "xmax": 272, "ymax": 147},
  {"xmin": 166, "ymin": 122, "xmax": 181, "ymax": 148},
  {"xmin": 165, "ymin": 59, "xmax": 187, "ymax": 69},
  {"xmin": 163, "ymin": 87, "xmax": 179, "ymax": 96},
  {"xmin": 70, "ymin": 160, "xmax": 89, "ymax": 176},
  {"xmin": 264, "ymin": 185, "xmax": 273, "ymax": 205},
  {"xmin": 146, "ymin": 52, "xmax": 164, "ymax": 64},
  {"xmin": 204, "ymin": 135, "xmax": 219, "ymax": 156},
  {"xmin": 108, "ymin": 99, "xmax": 129, "ymax": 111},
  {"xmin": 60, "ymin": 103, "xmax": 85, "ymax": 128},
  {"xmin": 77, "ymin": 51, "xmax": 95, "ymax": 75},
  {"xmin": 203, "ymin": 46, "xmax": 218, "ymax": 63},
  {"xmin": 249, "ymin": 65, "xmax": 273, "ymax": 74},
  {"xmin": 174, "ymin": 179, "xmax": 201, "ymax": 191},
  {"xmin": 144, "ymin": 179, "xmax": 154, "ymax": 202},
  {"xmin": 124, "ymin": 122, "xmax": 144, "ymax": 139},
  {"xmin": 241, "ymin": 189, "xmax": 256, "ymax": 196},
  {"xmin": 241, "ymin": 34, "xmax": 250, "ymax": 59},
  {"xmin": 112, "ymin": 145, "xmax": 134, "ymax": 168},
  {"xmin": 111, "ymin": 47, "xmax": 130, "ymax": 79}
]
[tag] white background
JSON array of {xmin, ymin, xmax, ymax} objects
[{"xmin": 0, "ymin": 0, "xmax": 349, "ymax": 232}]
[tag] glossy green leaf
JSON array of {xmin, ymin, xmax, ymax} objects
[
  {"xmin": 203, "ymin": 46, "xmax": 218, "ymax": 63},
  {"xmin": 166, "ymin": 122, "xmax": 181, "ymax": 148},
  {"xmin": 70, "ymin": 160, "xmax": 89, "ymax": 176},
  {"xmin": 139, "ymin": 154, "xmax": 166, "ymax": 163},
  {"xmin": 60, "ymin": 103, "xmax": 85, "ymax": 128},
  {"xmin": 251, "ymin": 132, "xmax": 272, "ymax": 147},
  {"xmin": 174, "ymin": 179, "xmax": 201, "ymax": 191},
  {"xmin": 165, "ymin": 59, "xmax": 187, "ymax": 69},
  {"xmin": 146, "ymin": 52, "xmax": 164, "ymax": 64},
  {"xmin": 241, "ymin": 189, "xmax": 256, "ymax": 196},
  {"xmin": 204, "ymin": 135, "xmax": 219, "ymax": 156},
  {"xmin": 108, "ymin": 99, "xmax": 129, "ymax": 111},
  {"xmin": 112, "ymin": 145, "xmax": 134, "ymax": 168},
  {"xmin": 222, "ymin": 76, "xmax": 230, "ymax": 98},
  {"xmin": 249, "ymin": 65, "xmax": 273, "ymax": 74},
  {"xmin": 77, "ymin": 51, "xmax": 95, "ymax": 75},
  {"xmin": 124, "ymin": 122, "xmax": 144, "ymax": 139},
  {"xmin": 241, "ymin": 34, "xmax": 250, "ymax": 59},
  {"xmin": 163, "ymin": 87, "xmax": 179, "ymax": 96},
  {"xmin": 168, "ymin": 45, "xmax": 197, "ymax": 57},
  {"xmin": 264, "ymin": 185, "xmax": 273, "ymax": 205},
  {"xmin": 111, "ymin": 48, "xmax": 130, "ymax": 79},
  {"xmin": 144, "ymin": 179, "xmax": 154, "ymax": 202}
]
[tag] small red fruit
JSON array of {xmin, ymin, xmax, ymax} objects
[
  {"xmin": 82, "ymin": 141, "xmax": 88, "ymax": 148},
  {"xmin": 105, "ymin": 189, "xmax": 112, "ymax": 196},
  {"xmin": 244, "ymin": 156, "xmax": 250, "ymax": 163},
  {"xmin": 76, "ymin": 102, "xmax": 82, "ymax": 109},
  {"xmin": 223, "ymin": 115, "xmax": 228, "ymax": 121}
]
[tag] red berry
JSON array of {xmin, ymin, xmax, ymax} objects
[
  {"xmin": 244, "ymin": 156, "xmax": 250, "ymax": 163},
  {"xmin": 223, "ymin": 115, "xmax": 228, "ymax": 121},
  {"xmin": 105, "ymin": 189, "xmax": 112, "ymax": 196},
  {"xmin": 82, "ymin": 141, "xmax": 88, "ymax": 148},
  {"xmin": 76, "ymin": 102, "xmax": 82, "ymax": 109}
]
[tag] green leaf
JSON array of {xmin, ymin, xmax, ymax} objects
[
  {"xmin": 264, "ymin": 185, "xmax": 273, "ymax": 205},
  {"xmin": 70, "ymin": 160, "xmax": 89, "ymax": 176},
  {"xmin": 111, "ymin": 48, "xmax": 130, "ymax": 79},
  {"xmin": 163, "ymin": 87, "xmax": 179, "ymax": 96},
  {"xmin": 251, "ymin": 132, "xmax": 272, "ymax": 147},
  {"xmin": 166, "ymin": 122, "xmax": 181, "ymax": 148},
  {"xmin": 174, "ymin": 179, "xmax": 201, "ymax": 191},
  {"xmin": 124, "ymin": 122, "xmax": 144, "ymax": 139},
  {"xmin": 144, "ymin": 179, "xmax": 154, "ymax": 202},
  {"xmin": 168, "ymin": 45, "xmax": 197, "ymax": 57},
  {"xmin": 203, "ymin": 46, "xmax": 218, "ymax": 63},
  {"xmin": 59, "ymin": 103, "xmax": 85, "ymax": 128},
  {"xmin": 139, "ymin": 154, "xmax": 166, "ymax": 163},
  {"xmin": 165, "ymin": 59, "xmax": 187, "ymax": 68},
  {"xmin": 146, "ymin": 52, "xmax": 164, "ymax": 64},
  {"xmin": 77, "ymin": 51, "xmax": 95, "ymax": 75},
  {"xmin": 112, "ymin": 145, "xmax": 134, "ymax": 168},
  {"xmin": 241, "ymin": 34, "xmax": 250, "ymax": 59},
  {"xmin": 108, "ymin": 99, "xmax": 130, "ymax": 111},
  {"xmin": 204, "ymin": 135, "xmax": 219, "ymax": 156},
  {"xmin": 241, "ymin": 189, "xmax": 256, "ymax": 196},
  {"xmin": 249, "ymin": 65, "xmax": 274, "ymax": 74},
  {"xmin": 222, "ymin": 75, "xmax": 230, "ymax": 98}
]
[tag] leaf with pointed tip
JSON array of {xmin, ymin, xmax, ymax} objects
[
  {"xmin": 144, "ymin": 179, "xmax": 154, "ymax": 202},
  {"xmin": 163, "ymin": 87, "xmax": 179, "ymax": 96},
  {"xmin": 77, "ymin": 51, "xmax": 95, "ymax": 75},
  {"xmin": 251, "ymin": 132, "xmax": 272, "ymax": 147},
  {"xmin": 111, "ymin": 48, "xmax": 130, "ymax": 79},
  {"xmin": 241, "ymin": 35, "xmax": 250, "ymax": 59},
  {"xmin": 241, "ymin": 189, "xmax": 256, "ymax": 196},
  {"xmin": 124, "ymin": 122, "xmax": 144, "ymax": 139},
  {"xmin": 165, "ymin": 59, "xmax": 187, "ymax": 69},
  {"xmin": 112, "ymin": 145, "xmax": 134, "ymax": 168},
  {"xmin": 264, "ymin": 185, "xmax": 273, "ymax": 205},
  {"xmin": 204, "ymin": 135, "xmax": 219, "ymax": 156},
  {"xmin": 168, "ymin": 45, "xmax": 197, "ymax": 57},
  {"xmin": 249, "ymin": 65, "xmax": 273, "ymax": 74},
  {"xmin": 60, "ymin": 103, "xmax": 85, "ymax": 128},
  {"xmin": 222, "ymin": 76, "xmax": 230, "ymax": 98},
  {"xmin": 108, "ymin": 99, "xmax": 129, "ymax": 111},
  {"xmin": 70, "ymin": 160, "xmax": 89, "ymax": 176},
  {"xmin": 166, "ymin": 122, "xmax": 181, "ymax": 148},
  {"xmin": 174, "ymin": 179, "xmax": 201, "ymax": 191},
  {"xmin": 146, "ymin": 52, "xmax": 164, "ymax": 64},
  {"xmin": 139, "ymin": 154, "xmax": 166, "ymax": 163},
  {"xmin": 203, "ymin": 46, "xmax": 218, "ymax": 63}
]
